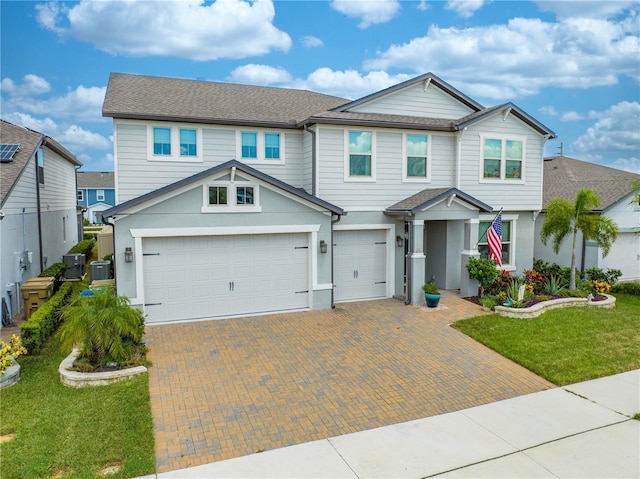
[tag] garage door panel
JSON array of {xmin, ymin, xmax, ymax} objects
[
  {"xmin": 334, "ymin": 230, "xmax": 388, "ymax": 302},
  {"xmin": 143, "ymin": 233, "xmax": 309, "ymax": 323}
]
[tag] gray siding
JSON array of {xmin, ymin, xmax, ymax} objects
[
  {"xmin": 458, "ymin": 114, "xmax": 544, "ymax": 211},
  {"xmin": 115, "ymin": 120, "xmax": 305, "ymax": 203},
  {"xmin": 349, "ymin": 82, "xmax": 474, "ymax": 119}
]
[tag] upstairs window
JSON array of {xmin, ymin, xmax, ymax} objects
[
  {"xmin": 403, "ymin": 134, "xmax": 430, "ymax": 181},
  {"xmin": 347, "ymin": 131, "xmax": 374, "ymax": 179},
  {"xmin": 264, "ymin": 133, "xmax": 280, "ymax": 159},
  {"xmin": 236, "ymin": 186, "xmax": 254, "ymax": 205},
  {"xmin": 37, "ymin": 147, "xmax": 45, "ymax": 185},
  {"xmin": 97, "ymin": 190, "xmax": 105, "ymax": 202},
  {"xmin": 153, "ymin": 128, "xmax": 171, "ymax": 156},
  {"xmin": 208, "ymin": 186, "xmax": 228, "ymax": 205},
  {"xmin": 77, "ymin": 190, "xmax": 84, "ymax": 201},
  {"xmin": 180, "ymin": 129, "xmax": 197, "ymax": 157},
  {"xmin": 482, "ymin": 137, "xmax": 524, "ymax": 180},
  {"xmin": 241, "ymin": 132, "xmax": 257, "ymax": 159}
]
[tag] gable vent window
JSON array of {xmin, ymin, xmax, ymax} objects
[
  {"xmin": 202, "ymin": 182, "xmax": 261, "ymax": 213},
  {"xmin": 208, "ymin": 186, "xmax": 228, "ymax": 205},
  {"xmin": 37, "ymin": 147, "xmax": 45, "ymax": 185}
]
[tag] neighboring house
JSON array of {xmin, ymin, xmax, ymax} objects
[
  {"xmin": 102, "ymin": 72, "xmax": 555, "ymax": 324},
  {"xmin": 534, "ymin": 155, "xmax": 640, "ymax": 281},
  {"xmin": 77, "ymin": 171, "xmax": 115, "ymax": 223},
  {"xmin": 0, "ymin": 120, "xmax": 82, "ymax": 324}
]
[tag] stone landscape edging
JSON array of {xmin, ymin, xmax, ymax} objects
[
  {"xmin": 0, "ymin": 362, "xmax": 21, "ymax": 389},
  {"xmin": 494, "ymin": 294, "xmax": 616, "ymax": 319},
  {"xmin": 59, "ymin": 348, "xmax": 147, "ymax": 387}
]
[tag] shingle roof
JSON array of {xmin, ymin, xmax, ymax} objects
[
  {"xmin": 77, "ymin": 171, "xmax": 115, "ymax": 189},
  {"xmin": 1, "ymin": 120, "xmax": 80, "ymax": 206},
  {"xmin": 102, "ymin": 159, "xmax": 344, "ymax": 217},
  {"xmin": 386, "ymin": 187, "xmax": 493, "ymax": 214},
  {"xmin": 308, "ymin": 110, "xmax": 455, "ymax": 131},
  {"xmin": 102, "ymin": 73, "xmax": 350, "ymax": 127},
  {"xmin": 543, "ymin": 156, "xmax": 640, "ymax": 210}
]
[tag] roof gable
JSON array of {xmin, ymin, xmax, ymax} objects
[
  {"xmin": 102, "ymin": 160, "xmax": 344, "ymax": 217},
  {"xmin": 457, "ymin": 103, "xmax": 556, "ymax": 138},
  {"xmin": 386, "ymin": 187, "xmax": 493, "ymax": 214},
  {"xmin": 543, "ymin": 156, "xmax": 640, "ymax": 210}
]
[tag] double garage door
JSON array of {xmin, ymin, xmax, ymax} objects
[{"xmin": 143, "ymin": 234, "xmax": 309, "ymax": 323}]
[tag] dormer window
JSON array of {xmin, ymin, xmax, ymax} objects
[{"xmin": 202, "ymin": 182, "xmax": 261, "ymax": 213}]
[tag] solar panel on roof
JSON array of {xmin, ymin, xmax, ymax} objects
[{"xmin": 0, "ymin": 144, "xmax": 20, "ymax": 162}]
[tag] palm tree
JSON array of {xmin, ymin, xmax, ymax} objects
[
  {"xmin": 57, "ymin": 288, "xmax": 145, "ymax": 366},
  {"xmin": 540, "ymin": 188, "xmax": 618, "ymax": 290}
]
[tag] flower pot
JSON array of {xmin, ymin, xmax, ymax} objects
[{"xmin": 425, "ymin": 293, "xmax": 441, "ymax": 308}]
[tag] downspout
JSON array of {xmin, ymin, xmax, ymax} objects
[
  {"xmin": 35, "ymin": 148, "xmax": 44, "ymax": 272},
  {"xmin": 100, "ymin": 214, "xmax": 117, "ymax": 283},
  {"xmin": 303, "ymin": 122, "xmax": 317, "ymax": 196},
  {"xmin": 330, "ymin": 213, "xmax": 343, "ymax": 308}
]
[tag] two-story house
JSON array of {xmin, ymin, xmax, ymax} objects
[
  {"xmin": 102, "ymin": 72, "xmax": 555, "ymax": 324},
  {"xmin": 77, "ymin": 171, "xmax": 115, "ymax": 223},
  {"xmin": 0, "ymin": 120, "xmax": 82, "ymax": 325}
]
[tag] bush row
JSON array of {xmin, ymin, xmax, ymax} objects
[
  {"xmin": 20, "ymin": 281, "xmax": 84, "ymax": 354},
  {"xmin": 611, "ymin": 282, "xmax": 640, "ymax": 296},
  {"xmin": 67, "ymin": 239, "xmax": 95, "ymax": 256}
]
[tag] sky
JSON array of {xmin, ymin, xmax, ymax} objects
[{"xmin": 1, "ymin": 0, "xmax": 639, "ymax": 173}]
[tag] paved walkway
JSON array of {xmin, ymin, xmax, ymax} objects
[
  {"xmin": 150, "ymin": 369, "xmax": 640, "ymax": 478},
  {"xmin": 144, "ymin": 293, "xmax": 554, "ymax": 473}
]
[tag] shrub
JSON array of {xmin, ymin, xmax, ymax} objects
[
  {"xmin": 68, "ymin": 239, "xmax": 95, "ymax": 256},
  {"xmin": 585, "ymin": 267, "xmax": 622, "ymax": 286},
  {"xmin": 422, "ymin": 282, "xmax": 439, "ymax": 294},
  {"xmin": 488, "ymin": 270, "xmax": 514, "ymax": 296},
  {"xmin": 57, "ymin": 289, "xmax": 145, "ymax": 367},
  {"xmin": 524, "ymin": 269, "xmax": 545, "ymax": 294},
  {"xmin": 39, "ymin": 262, "xmax": 67, "ymax": 291},
  {"xmin": 20, "ymin": 282, "xmax": 81, "ymax": 354},
  {"xmin": 0, "ymin": 335, "xmax": 27, "ymax": 376},
  {"xmin": 611, "ymin": 282, "xmax": 640, "ymax": 295},
  {"xmin": 479, "ymin": 295, "xmax": 498, "ymax": 310},
  {"xmin": 591, "ymin": 280, "xmax": 611, "ymax": 294},
  {"xmin": 532, "ymin": 259, "xmax": 577, "ymax": 284},
  {"xmin": 466, "ymin": 257, "xmax": 499, "ymax": 297},
  {"xmin": 543, "ymin": 275, "xmax": 566, "ymax": 295}
]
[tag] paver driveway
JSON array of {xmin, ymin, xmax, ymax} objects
[{"xmin": 145, "ymin": 294, "xmax": 554, "ymax": 473}]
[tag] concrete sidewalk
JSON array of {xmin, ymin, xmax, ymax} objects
[{"xmin": 146, "ymin": 369, "xmax": 639, "ymax": 478}]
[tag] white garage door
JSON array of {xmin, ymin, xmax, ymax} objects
[
  {"xmin": 143, "ymin": 233, "xmax": 309, "ymax": 323},
  {"xmin": 334, "ymin": 230, "xmax": 387, "ymax": 302},
  {"xmin": 607, "ymin": 233, "xmax": 640, "ymax": 280}
]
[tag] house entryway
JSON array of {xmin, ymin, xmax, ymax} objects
[{"xmin": 145, "ymin": 296, "xmax": 553, "ymax": 473}]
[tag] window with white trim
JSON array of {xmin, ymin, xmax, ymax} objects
[
  {"xmin": 481, "ymin": 137, "xmax": 525, "ymax": 180},
  {"xmin": 202, "ymin": 182, "xmax": 261, "ymax": 213},
  {"xmin": 237, "ymin": 131, "xmax": 284, "ymax": 163},
  {"xmin": 403, "ymin": 133, "xmax": 430, "ymax": 181},
  {"xmin": 345, "ymin": 130, "xmax": 375, "ymax": 181},
  {"xmin": 478, "ymin": 219, "xmax": 513, "ymax": 267},
  {"xmin": 97, "ymin": 189, "xmax": 105, "ymax": 202},
  {"xmin": 148, "ymin": 125, "xmax": 202, "ymax": 162},
  {"xmin": 77, "ymin": 190, "xmax": 84, "ymax": 201}
]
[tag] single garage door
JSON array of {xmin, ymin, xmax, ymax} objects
[
  {"xmin": 607, "ymin": 232, "xmax": 640, "ymax": 280},
  {"xmin": 143, "ymin": 233, "xmax": 309, "ymax": 323},
  {"xmin": 334, "ymin": 229, "xmax": 387, "ymax": 302}
]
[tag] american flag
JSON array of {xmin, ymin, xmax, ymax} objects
[{"xmin": 487, "ymin": 210, "xmax": 503, "ymax": 267}]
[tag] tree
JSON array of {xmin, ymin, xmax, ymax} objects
[{"xmin": 540, "ymin": 188, "xmax": 618, "ymax": 290}]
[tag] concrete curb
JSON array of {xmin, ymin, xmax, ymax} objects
[{"xmin": 59, "ymin": 348, "xmax": 147, "ymax": 387}]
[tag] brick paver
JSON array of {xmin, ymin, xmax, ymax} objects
[{"xmin": 145, "ymin": 293, "xmax": 554, "ymax": 473}]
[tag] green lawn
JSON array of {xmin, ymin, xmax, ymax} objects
[
  {"xmin": 453, "ymin": 293, "xmax": 640, "ymax": 385},
  {"xmin": 0, "ymin": 335, "xmax": 155, "ymax": 479}
]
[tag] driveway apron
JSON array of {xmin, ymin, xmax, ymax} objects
[{"xmin": 145, "ymin": 294, "xmax": 553, "ymax": 473}]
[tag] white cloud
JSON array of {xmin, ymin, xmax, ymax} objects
[
  {"xmin": 302, "ymin": 35, "xmax": 323, "ymax": 48},
  {"xmin": 539, "ymin": 106, "xmax": 557, "ymax": 116},
  {"xmin": 2, "ymin": 76, "xmax": 105, "ymax": 123},
  {"xmin": 612, "ymin": 156, "xmax": 640, "ymax": 174},
  {"xmin": 36, "ymin": 0, "xmax": 291, "ymax": 61},
  {"xmin": 534, "ymin": 0, "xmax": 637, "ymax": 20},
  {"xmin": 445, "ymin": 0, "xmax": 487, "ymax": 18},
  {"xmin": 287, "ymin": 68, "xmax": 412, "ymax": 100},
  {"xmin": 363, "ymin": 13, "xmax": 639, "ymax": 100},
  {"xmin": 417, "ymin": 1, "xmax": 430, "ymax": 12},
  {"xmin": 228, "ymin": 65, "xmax": 293, "ymax": 85},
  {"xmin": 560, "ymin": 111, "xmax": 584, "ymax": 121},
  {"xmin": 57, "ymin": 124, "xmax": 111, "ymax": 151},
  {"xmin": 330, "ymin": 0, "xmax": 400, "ymax": 28},
  {"xmin": 572, "ymin": 101, "xmax": 640, "ymax": 157}
]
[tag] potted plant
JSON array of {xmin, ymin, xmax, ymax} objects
[{"xmin": 422, "ymin": 282, "xmax": 441, "ymax": 308}]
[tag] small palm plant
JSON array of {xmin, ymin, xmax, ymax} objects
[{"xmin": 57, "ymin": 288, "xmax": 145, "ymax": 367}]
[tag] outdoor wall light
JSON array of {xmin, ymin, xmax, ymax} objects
[
  {"xmin": 319, "ymin": 240, "xmax": 328, "ymax": 254},
  {"xmin": 124, "ymin": 247, "xmax": 134, "ymax": 263},
  {"xmin": 396, "ymin": 235, "xmax": 404, "ymax": 248}
]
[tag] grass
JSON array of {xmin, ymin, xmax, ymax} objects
[
  {"xmin": 452, "ymin": 293, "xmax": 640, "ymax": 386},
  {"xmin": 0, "ymin": 334, "xmax": 155, "ymax": 479}
]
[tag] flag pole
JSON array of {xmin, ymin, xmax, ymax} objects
[{"xmin": 476, "ymin": 207, "xmax": 503, "ymax": 247}]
